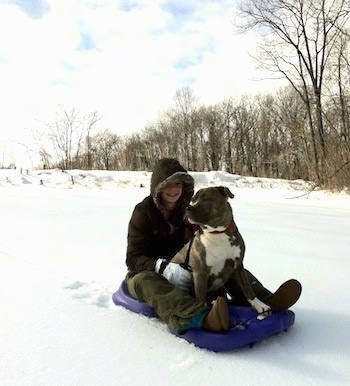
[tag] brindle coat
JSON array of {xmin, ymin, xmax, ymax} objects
[{"xmin": 172, "ymin": 186, "xmax": 270, "ymax": 314}]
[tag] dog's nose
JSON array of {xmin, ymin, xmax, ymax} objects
[{"xmin": 187, "ymin": 205, "xmax": 193, "ymax": 212}]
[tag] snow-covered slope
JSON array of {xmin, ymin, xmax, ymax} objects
[{"xmin": 1, "ymin": 169, "xmax": 349, "ymax": 385}]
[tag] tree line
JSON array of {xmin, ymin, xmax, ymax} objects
[{"xmin": 31, "ymin": 0, "xmax": 350, "ymax": 190}]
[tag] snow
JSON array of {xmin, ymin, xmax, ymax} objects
[{"xmin": 1, "ymin": 168, "xmax": 350, "ymax": 386}]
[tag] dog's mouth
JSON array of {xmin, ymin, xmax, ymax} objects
[
  {"xmin": 187, "ymin": 206, "xmax": 215, "ymax": 221},
  {"xmin": 186, "ymin": 215, "xmax": 225, "ymax": 231},
  {"xmin": 186, "ymin": 208, "xmax": 205, "ymax": 224},
  {"xmin": 186, "ymin": 215, "xmax": 198, "ymax": 225},
  {"xmin": 186, "ymin": 214, "xmax": 208, "ymax": 228},
  {"xmin": 186, "ymin": 209, "xmax": 233, "ymax": 234},
  {"xmin": 186, "ymin": 207, "xmax": 211, "ymax": 226}
]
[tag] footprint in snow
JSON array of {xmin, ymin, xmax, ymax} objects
[
  {"xmin": 64, "ymin": 280, "xmax": 113, "ymax": 309},
  {"xmin": 91, "ymin": 293, "xmax": 111, "ymax": 308},
  {"xmin": 63, "ymin": 280, "xmax": 85, "ymax": 290}
]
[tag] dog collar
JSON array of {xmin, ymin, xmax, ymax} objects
[
  {"xmin": 192, "ymin": 219, "xmax": 235, "ymax": 234},
  {"xmin": 209, "ymin": 219, "xmax": 235, "ymax": 234},
  {"xmin": 192, "ymin": 224, "xmax": 201, "ymax": 233}
]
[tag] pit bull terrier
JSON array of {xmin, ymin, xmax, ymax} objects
[{"xmin": 172, "ymin": 186, "xmax": 271, "ymax": 315}]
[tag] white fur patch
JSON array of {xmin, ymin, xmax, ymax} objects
[
  {"xmin": 201, "ymin": 223, "xmax": 227, "ymax": 232},
  {"xmin": 201, "ymin": 233, "xmax": 241, "ymax": 276},
  {"xmin": 248, "ymin": 297, "xmax": 271, "ymax": 317}
]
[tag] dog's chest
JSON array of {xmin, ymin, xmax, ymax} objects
[{"xmin": 200, "ymin": 233, "xmax": 241, "ymax": 276}]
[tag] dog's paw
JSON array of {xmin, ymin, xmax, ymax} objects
[{"xmin": 248, "ymin": 297, "xmax": 271, "ymax": 318}]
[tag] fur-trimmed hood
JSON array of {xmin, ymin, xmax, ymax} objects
[{"xmin": 150, "ymin": 158, "xmax": 194, "ymax": 210}]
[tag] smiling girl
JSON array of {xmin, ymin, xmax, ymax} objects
[{"xmin": 125, "ymin": 158, "xmax": 301, "ymax": 334}]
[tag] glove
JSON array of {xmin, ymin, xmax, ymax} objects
[{"xmin": 155, "ymin": 259, "xmax": 192, "ymax": 292}]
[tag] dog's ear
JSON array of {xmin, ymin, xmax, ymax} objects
[{"xmin": 216, "ymin": 186, "xmax": 235, "ymax": 199}]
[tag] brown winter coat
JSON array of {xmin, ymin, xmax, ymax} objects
[{"xmin": 126, "ymin": 159, "xmax": 194, "ymax": 275}]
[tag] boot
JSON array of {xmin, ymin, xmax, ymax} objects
[
  {"xmin": 266, "ymin": 279, "xmax": 302, "ymax": 309},
  {"xmin": 202, "ymin": 297, "xmax": 229, "ymax": 332}
]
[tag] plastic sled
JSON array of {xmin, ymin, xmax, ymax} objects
[{"xmin": 112, "ymin": 281, "xmax": 295, "ymax": 352}]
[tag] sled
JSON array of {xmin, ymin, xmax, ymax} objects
[{"xmin": 112, "ymin": 281, "xmax": 295, "ymax": 352}]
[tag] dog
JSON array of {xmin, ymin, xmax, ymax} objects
[{"xmin": 172, "ymin": 186, "xmax": 271, "ymax": 315}]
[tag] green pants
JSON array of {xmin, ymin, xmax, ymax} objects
[
  {"xmin": 126, "ymin": 270, "xmax": 272, "ymax": 333},
  {"xmin": 126, "ymin": 271, "xmax": 208, "ymax": 333}
]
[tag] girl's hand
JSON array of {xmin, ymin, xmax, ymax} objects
[{"xmin": 155, "ymin": 259, "xmax": 192, "ymax": 292}]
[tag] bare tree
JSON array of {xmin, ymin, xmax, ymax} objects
[
  {"xmin": 91, "ymin": 130, "xmax": 122, "ymax": 170},
  {"xmin": 229, "ymin": 95, "xmax": 258, "ymax": 175},
  {"xmin": 235, "ymin": 0, "xmax": 350, "ymax": 180},
  {"xmin": 45, "ymin": 107, "xmax": 100, "ymax": 169},
  {"xmin": 85, "ymin": 112, "xmax": 101, "ymax": 169},
  {"xmin": 215, "ymin": 98, "xmax": 236, "ymax": 173},
  {"xmin": 325, "ymin": 32, "xmax": 350, "ymax": 143},
  {"xmin": 172, "ymin": 87, "xmax": 200, "ymax": 170},
  {"xmin": 274, "ymin": 86, "xmax": 311, "ymax": 179},
  {"xmin": 200, "ymin": 104, "xmax": 225, "ymax": 170}
]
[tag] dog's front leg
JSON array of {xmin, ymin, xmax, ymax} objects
[
  {"xmin": 236, "ymin": 264, "xmax": 271, "ymax": 316},
  {"xmin": 192, "ymin": 271, "xmax": 209, "ymax": 305},
  {"xmin": 248, "ymin": 298, "xmax": 270, "ymax": 318}
]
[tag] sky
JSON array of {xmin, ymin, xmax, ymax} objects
[
  {"xmin": 1, "ymin": 168, "xmax": 350, "ymax": 385},
  {"xmin": 0, "ymin": 0, "xmax": 284, "ymax": 165}
]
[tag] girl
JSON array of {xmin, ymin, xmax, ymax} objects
[{"xmin": 125, "ymin": 158, "xmax": 301, "ymax": 333}]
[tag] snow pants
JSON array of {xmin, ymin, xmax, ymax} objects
[
  {"xmin": 126, "ymin": 270, "xmax": 272, "ymax": 333},
  {"xmin": 126, "ymin": 271, "xmax": 208, "ymax": 333}
]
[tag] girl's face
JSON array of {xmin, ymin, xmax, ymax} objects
[{"xmin": 161, "ymin": 181, "xmax": 183, "ymax": 206}]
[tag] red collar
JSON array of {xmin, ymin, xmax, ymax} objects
[
  {"xmin": 210, "ymin": 219, "xmax": 235, "ymax": 234},
  {"xmin": 193, "ymin": 219, "xmax": 235, "ymax": 234}
]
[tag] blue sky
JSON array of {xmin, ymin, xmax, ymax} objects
[
  {"xmin": 1, "ymin": 0, "xmax": 50, "ymax": 18},
  {"xmin": 0, "ymin": 0, "xmax": 282, "ymax": 166}
]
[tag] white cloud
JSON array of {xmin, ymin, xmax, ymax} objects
[{"xmin": 0, "ymin": 0, "xmax": 285, "ymax": 165}]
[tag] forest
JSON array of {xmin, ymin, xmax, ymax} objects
[{"xmin": 26, "ymin": 1, "xmax": 350, "ymax": 190}]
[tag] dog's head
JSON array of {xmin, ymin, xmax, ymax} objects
[{"xmin": 186, "ymin": 186, "xmax": 234, "ymax": 231}]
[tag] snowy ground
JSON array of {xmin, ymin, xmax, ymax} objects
[{"xmin": 1, "ymin": 168, "xmax": 350, "ymax": 385}]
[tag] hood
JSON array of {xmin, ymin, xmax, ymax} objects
[{"xmin": 150, "ymin": 158, "xmax": 194, "ymax": 210}]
